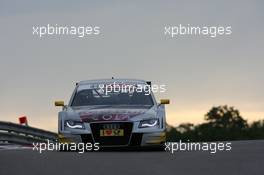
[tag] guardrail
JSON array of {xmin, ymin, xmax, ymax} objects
[{"xmin": 0, "ymin": 121, "xmax": 58, "ymax": 145}]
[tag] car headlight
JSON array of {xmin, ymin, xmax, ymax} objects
[
  {"xmin": 65, "ymin": 120, "xmax": 85, "ymax": 129},
  {"xmin": 139, "ymin": 118, "xmax": 159, "ymax": 128}
]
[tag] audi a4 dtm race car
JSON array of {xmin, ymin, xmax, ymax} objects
[{"xmin": 55, "ymin": 79, "xmax": 169, "ymax": 149}]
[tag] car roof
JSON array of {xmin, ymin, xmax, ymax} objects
[{"xmin": 78, "ymin": 79, "xmax": 147, "ymax": 85}]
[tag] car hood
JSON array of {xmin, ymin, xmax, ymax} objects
[{"xmin": 67, "ymin": 105, "xmax": 157, "ymax": 123}]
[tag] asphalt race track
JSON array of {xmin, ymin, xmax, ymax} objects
[{"xmin": 0, "ymin": 140, "xmax": 263, "ymax": 175}]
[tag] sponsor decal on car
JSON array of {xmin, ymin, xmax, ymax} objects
[{"xmin": 79, "ymin": 110, "xmax": 146, "ymax": 122}]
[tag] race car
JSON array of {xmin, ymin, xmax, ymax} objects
[{"xmin": 55, "ymin": 79, "xmax": 169, "ymax": 148}]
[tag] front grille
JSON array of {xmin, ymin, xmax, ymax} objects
[
  {"xmin": 90, "ymin": 122, "xmax": 133, "ymax": 146},
  {"xmin": 129, "ymin": 133, "xmax": 143, "ymax": 146},
  {"xmin": 81, "ymin": 134, "xmax": 93, "ymax": 143}
]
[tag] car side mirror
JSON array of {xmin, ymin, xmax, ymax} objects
[
  {"xmin": 55, "ymin": 101, "xmax": 65, "ymax": 107},
  {"xmin": 160, "ymin": 99, "xmax": 170, "ymax": 105}
]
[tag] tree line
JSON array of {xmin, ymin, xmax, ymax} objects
[{"xmin": 167, "ymin": 105, "xmax": 264, "ymax": 141}]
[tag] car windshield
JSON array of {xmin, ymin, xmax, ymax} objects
[{"xmin": 71, "ymin": 88, "xmax": 154, "ymax": 106}]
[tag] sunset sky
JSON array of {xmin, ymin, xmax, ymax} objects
[{"xmin": 0, "ymin": 0, "xmax": 263, "ymax": 132}]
